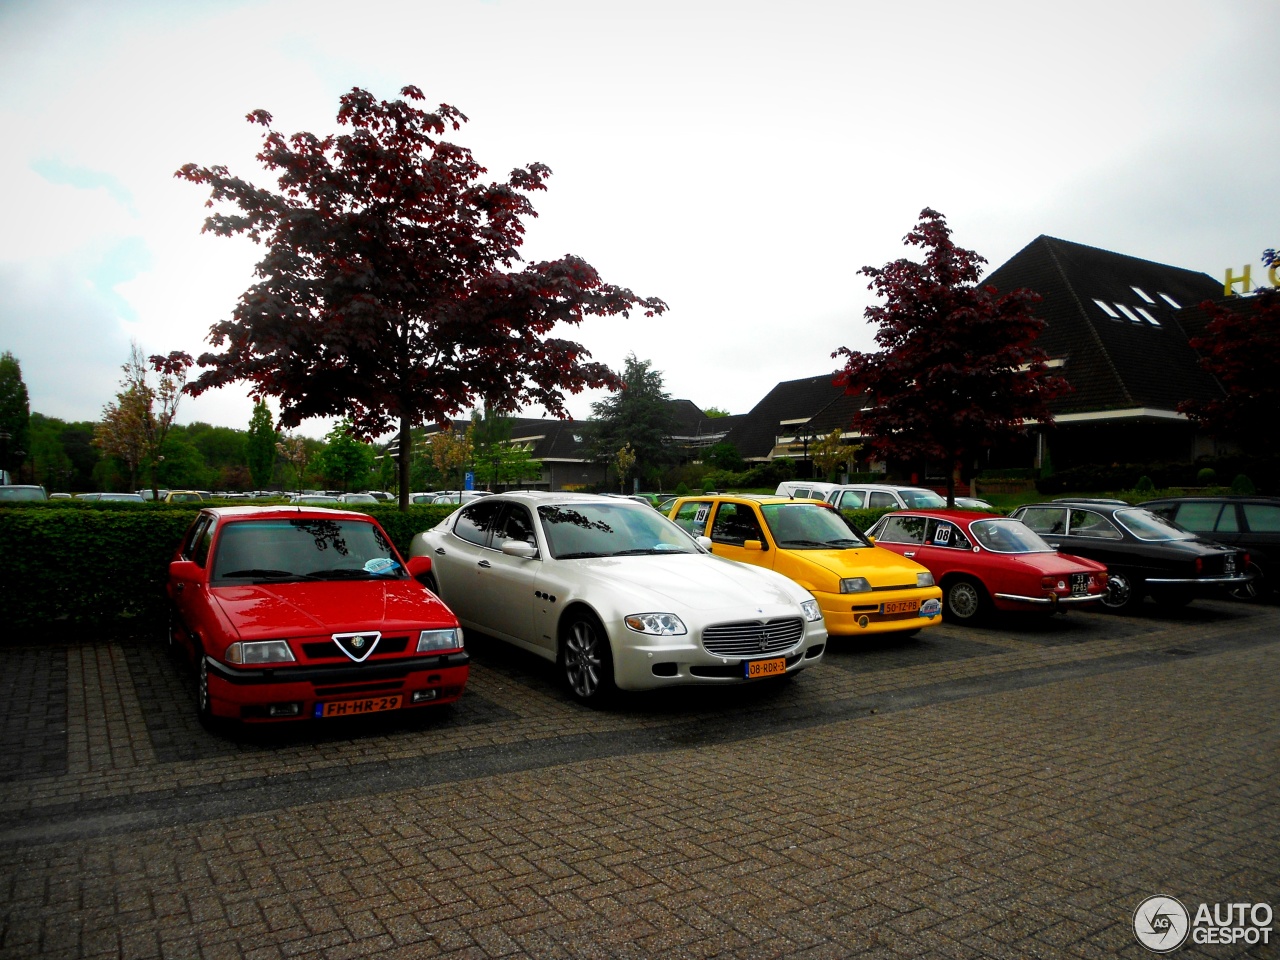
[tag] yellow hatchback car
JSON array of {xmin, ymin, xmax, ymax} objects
[{"xmin": 669, "ymin": 495, "xmax": 943, "ymax": 637}]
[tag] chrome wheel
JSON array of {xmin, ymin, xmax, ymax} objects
[
  {"xmin": 560, "ymin": 615, "xmax": 615, "ymax": 704},
  {"xmin": 944, "ymin": 579, "xmax": 986, "ymax": 623},
  {"xmin": 196, "ymin": 653, "xmax": 214, "ymax": 722},
  {"xmin": 1230, "ymin": 561, "xmax": 1265, "ymax": 601},
  {"xmin": 1101, "ymin": 572, "xmax": 1135, "ymax": 611}
]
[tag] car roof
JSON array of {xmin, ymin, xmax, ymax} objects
[
  {"xmin": 200, "ymin": 505, "xmax": 372, "ymax": 521},
  {"xmin": 880, "ymin": 508, "xmax": 1018, "ymax": 524},
  {"xmin": 1141, "ymin": 495, "xmax": 1280, "ymax": 504}
]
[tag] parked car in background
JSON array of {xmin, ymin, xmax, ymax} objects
[
  {"xmin": 337, "ymin": 492, "xmax": 380, "ymax": 504},
  {"xmin": 954, "ymin": 496, "xmax": 998, "ymax": 512},
  {"xmin": 1009, "ymin": 501, "xmax": 1250, "ymax": 611},
  {"xmin": 669, "ymin": 494, "xmax": 942, "ymax": 637},
  {"xmin": 289, "ymin": 494, "xmax": 341, "ymax": 505},
  {"xmin": 410, "ymin": 492, "xmax": 827, "ymax": 705},
  {"xmin": 774, "ymin": 481, "xmax": 840, "ymax": 501},
  {"xmin": 167, "ymin": 506, "xmax": 468, "ymax": 725},
  {"xmin": 866, "ymin": 510, "xmax": 1110, "ymax": 623},
  {"xmin": 165, "ymin": 490, "xmax": 205, "ymax": 503},
  {"xmin": 0, "ymin": 484, "xmax": 47, "ymax": 501},
  {"xmin": 1140, "ymin": 496, "xmax": 1280, "ymax": 601},
  {"xmin": 824, "ymin": 484, "xmax": 948, "ymax": 513},
  {"xmin": 77, "ymin": 492, "xmax": 146, "ymax": 502}
]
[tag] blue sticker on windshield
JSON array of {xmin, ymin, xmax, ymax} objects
[{"xmin": 364, "ymin": 558, "xmax": 399, "ymax": 576}]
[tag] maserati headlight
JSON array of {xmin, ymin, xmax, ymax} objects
[
  {"xmin": 225, "ymin": 640, "xmax": 296, "ymax": 665},
  {"xmin": 839, "ymin": 577, "xmax": 872, "ymax": 594},
  {"xmin": 801, "ymin": 599, "xmax": 823, "ymax": 622},
  {"xmin": 624, "ymin": 613, "xmax": 687, "ymax": 636},
  {"xmin": 417, "ymin": 628, "xmax": 464, "ymax": 653},
  {"xmin": 916, "ymin": 572, "xmax": 935, "ymax": 588}
]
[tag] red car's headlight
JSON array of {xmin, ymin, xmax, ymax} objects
[
  {"xmin": 417, "ymin": 628, "xmax": 464, "ymax": 653},
  {"xmin": 225, "ymin": 640, "xmax": 296, "ymax": 664}
]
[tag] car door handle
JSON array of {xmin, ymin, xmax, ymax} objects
[
  {"xmin": 434, "ymin": 547, "xmax": 446, "ymax": 556},
  {"xmin": 904, "ymin": 551, "xmax": 916, "ymax": 557},
  {"xmin": 477, "ymin": 560, "xmax": 491, "ymax": 569},
  {"xmin": 1046, "ymin": 542, "xmax": 1060, "ymax": 549}
]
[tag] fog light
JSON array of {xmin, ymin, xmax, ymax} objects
[
  {"xmin": 858, "ymin": 615, "xmax": 870, "ymax": 629},
  {"xmin": 411, "ymin": 689, "xmax": 439, "ymax": 703},
  {"xmin": 267, "ymin": 702, "xmax": 301, "ymax": 717}
]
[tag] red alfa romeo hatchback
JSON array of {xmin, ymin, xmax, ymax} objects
[{"xmin": 167, "ymin": 506, "xmax": 469, "ymax": 725}]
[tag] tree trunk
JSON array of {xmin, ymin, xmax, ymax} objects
[{"xmin": 397, "ymin": 414, "xmax": 411, "ymax": 511}]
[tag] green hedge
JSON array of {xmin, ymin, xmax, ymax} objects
[{"xmin": 0, "ymin": 502, "xmax": 456, "ymax": 633}]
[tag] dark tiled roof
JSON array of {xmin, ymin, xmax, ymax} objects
[
  {"xmin": 722, "ymin": 374, "xmax": 846, "ymax": 459},
  {"xmin": 981, "ymin": 236, "xmax": 1224, "ymax": 415}
]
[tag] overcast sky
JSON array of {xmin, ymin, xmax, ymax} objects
[{"xmin": 2, "ymin": 0, "xmax": 1276, "ymax": 439}]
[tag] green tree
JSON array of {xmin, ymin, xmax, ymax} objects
[
  {"xmin": 178, "ymin": 85, "xmax": 664, "ymax": 510},
  {"xmin": 588, "ymin": 355, "xmax": 678, "ymax": 482},
  {"xmin": 94, "ymin": 342, "xmax": 193, "ymax": 497},
  {"xmin": 0, "ymin": 351, "xmax": 30, "ymax": 482},
  {"xmin": 706, "ymin": 441, "xmax": 744, "ymax": 472},
  {"xmin": 810, "ymin": 429, "xmax": 853, "ymax": 482},
  {"xmin": 246, "ymin": 401, "xmax": 279, "ymax": 490},
  {"xmin": 423, "ymin": 427, "xmax": 472, "ymax": 493},
  {"xmin": 703, "ymin": 406, "xmax": 731, "ymax": 419},
  {"xmin": 27, "ymin": 413, "xmax": 72, "ymax": 491},
  {"xmin": 317, "ymin": 419, "xmax": 375, "ymax": 492}
]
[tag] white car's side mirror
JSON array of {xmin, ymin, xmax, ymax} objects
[
  {"xmin": 501, "ymin": 540, "xmax": 538, "ymax": 559},
  {"xmin": 695, "ymin": 536, "xmax": 713, "ymax": 552}
]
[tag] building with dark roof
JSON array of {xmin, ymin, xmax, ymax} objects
[{"xmin": 981, "ymin": 235, "xmax": 1226, "ymax": 468}]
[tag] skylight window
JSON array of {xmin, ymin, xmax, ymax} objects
[
  {"xmin": 1135, "ymin": 307, "xmax": 1162, "ymax": 327},
  {"xmin": 1131, "ymin": 286, "xmax": 1155, "ymax": 303},
  {"xmin": 1093, "ymin": 299, "xmax": 1121, "ymax": 319},
  {"xmin": 1114, "ymin": 304, "xmax": 1143, "ymax": 323},
  {"xmin": 1158, "ymin": 293, "xmax": 1181, "ymax": 308}
]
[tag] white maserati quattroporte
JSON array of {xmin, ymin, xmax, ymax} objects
[{"xmin": 410, "ymin": 492, "xmax": 827, "ymax": 704}]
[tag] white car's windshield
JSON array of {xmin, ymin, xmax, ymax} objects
[
  {"xmin": 759, "ymin": 502, "xmax": 870, "ymax": 549},
  {"xmin": 538, "ymin": 502, "xmax": 700, "ymax": 559},
  {"xmin": 970, "ymin": 518, "xmax": 1056, "ymax": 553},
  {"xmin": 212, "ymin": 518, "xmax": 405, "ymax": 583}
]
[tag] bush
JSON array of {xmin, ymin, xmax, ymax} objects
[
  {"xmin": 1196, "ymin": 467, "xmax": 1217, "ymax": 484},
  {"xmin": 0, "ymin": 502, "xmax": 456, "ymax": 632},
  {"xmin": 1231, "ymin": 474, "xmax": 1256, "ymax": 495},
  {"xmin": 1134, "ymin": 475, "xmax": 1155, "ymax": 493}
]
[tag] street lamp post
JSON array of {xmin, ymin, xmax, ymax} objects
[{"xmin": 0, "ymin": 430, "xmax": 10, "ymax": 484}]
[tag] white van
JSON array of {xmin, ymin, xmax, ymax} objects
[{"xmin": 773, "ymin": 480, "xmax": 840, "ymax": 501}]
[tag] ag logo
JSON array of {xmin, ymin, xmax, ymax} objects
[{"xmin": 1133, "ymin": 895, "xmax": 1190, "ymax": 953}]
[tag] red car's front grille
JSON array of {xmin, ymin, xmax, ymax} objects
[{"xmin": 301, "ymin": 636, "xmax": 410, "ymax": 660}]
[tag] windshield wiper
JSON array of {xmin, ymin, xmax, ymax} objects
[
  {"xmin": 308, "ymin": 568, "xmax": 392, "ymax": 580},
  {"xmin": 217, "ymin": 568, "xmax": 312, "ymax": 582},
  {"xmin": 555, "ymin": 551, "xmax": 607, "ymax": 560},
  {"xmin": 777, "ymin": 539, "xmax": 835, "ymax": 549},
  {"xmin": 824, "ymin": 538, "xmax": 870, "ymax": 547}
]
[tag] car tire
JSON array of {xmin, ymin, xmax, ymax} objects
[
  {"xmin": 942, "ymin": 578, "xmax": 988, "ymax": 624},
  {"xmin": 195, "ymin": 648, "xmax": 227, "ymax": 732},
  {"xmin": 1100, "ymin": 572, "xmax": 1138, "ymax": 612},
  {"xmin": 559, "ymin": 611, "xmax": 616, "ymax": 706},
  {"xmin": 1230, "ymin": 561, "xmax": 1267, "ymax": 602}
]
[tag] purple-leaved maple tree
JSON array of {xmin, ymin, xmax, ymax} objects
[
  {"xmin": 833, "ymin": 208, "xmax": 1066, "ymax": 505},
  {"xmin": 1178, "ymin": 286, "xmax": 1280, "ymax": 458},
  {"xmin": 177, "ymin": 86, "xmax": 665, "ymax": 508}
]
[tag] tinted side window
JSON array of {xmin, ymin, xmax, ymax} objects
[
  {"xmin": 672, "ymin": 501, "xmax": 712, "ymax": 534},
  {"xmin": 835, "ymin": 490, "xmax": 865, "ymax": 510},
  {"xmin": 876, "ymin": 515, "xmax": 927, "ymax": 544},
  {"xmin": 1243, "ymin": 503, "xmax": 1280, "ymax": 532},
  {"xmin": 867, "ymin": 492, "xmax": 898, "ymax": 509},
  {"xmin": 1068, "ymin": 510, "xmax": 1123, "ymax": 540},
  {"xmin": 453, "ymin": 500, "xmax": 504, "ymax": 548},
  {"xmin": 1171, "ymin": 502, "xmax": 1225, "ymax": 533},
  {"xmin": 1018, "ymin": 507, "xmax": 1067, "ymax": 535},
  {"xmin": 926, "ymin": 520, "xmax": 971, "ymax": 549},
  {"xmin": 187, "ymin": 517, "xmax": 216, "ymax": 567},
  {"xmin": 495, "ymin": 505, "xmax": 537, "ymax": 548},
  {"xmin": 710, "ymin": 503, "xmax": 766, "ymax": 545}
]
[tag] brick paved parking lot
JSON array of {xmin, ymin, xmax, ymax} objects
[{"xmin": 0, "ymin": 599, "xmax": 1276, "ymax": 959}]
